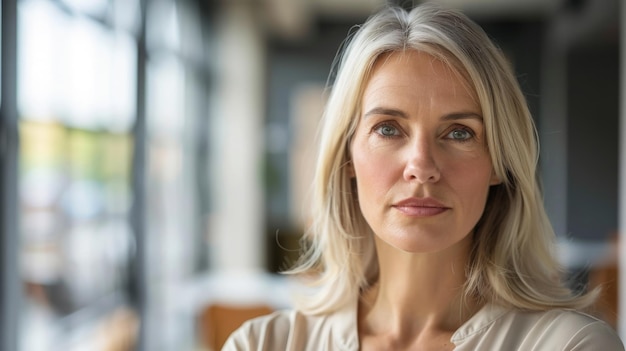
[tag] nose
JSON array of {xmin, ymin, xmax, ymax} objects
[{"xmin": 402, "ymin": 139, "xmax": 441, "ymax": 183}]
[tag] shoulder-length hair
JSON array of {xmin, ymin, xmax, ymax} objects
[{"xmin": 287, "ymin": 3, "xmax": 596, "ymax": 314}]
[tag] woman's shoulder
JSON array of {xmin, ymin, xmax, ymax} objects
[
  {"xmin": 230, "ymin": 309, "xmax": 326, "ymax": 339},
  {"xmin": 453, "ymin": 304, "xmax": 624, "ymax": 350},
  {"xmin": 537, "ymin": 310, "xmax": 624, "ymax": 350},
  {"xmin": 221, "ymin": 310, "xmax": 308, "ymax": 351},
  {"xmin": 525, "ymin": 309, "xmax": 624, "ymax": 349},
  {"xmin": 222, "ymin": 307, "xmax": 359, "ymax": 351}
]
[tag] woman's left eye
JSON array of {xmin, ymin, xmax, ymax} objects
[{"xmin": 446, "ymin": 128, "xmax": 473, "ymax": 141}]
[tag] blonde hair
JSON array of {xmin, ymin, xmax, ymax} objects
[{"xmin": 287, "ymin": 3, "xmax": 597, "ymax": 314}]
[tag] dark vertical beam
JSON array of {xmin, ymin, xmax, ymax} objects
[
  {"xmin": 130, "ymin": 0, "xmax": 149, "ymax": 350},
  {"xmin": 619, "ymin": 0, "xmax": 626, "ymax": 340},
  {"xmin": 0, "ymin": 0, "xmax": 20, "ymax": 350}
]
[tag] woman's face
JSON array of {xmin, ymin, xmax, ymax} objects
[{"xmin": 350, "ymin": 50, "xmax": 499, "ymax": 254}]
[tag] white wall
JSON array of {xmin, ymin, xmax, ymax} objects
[{"xmin": 210, "ymin": 2, "xmax": 266, "ymax": 272}]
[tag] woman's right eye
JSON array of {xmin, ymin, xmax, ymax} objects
[{"xmin": 374, "ymin": 123, "xmax": 400, "ymax": 137}]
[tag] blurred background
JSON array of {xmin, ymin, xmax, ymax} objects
[{"xmin": 0, "ymin": 0, "xmax": 623, "ymax": 350}]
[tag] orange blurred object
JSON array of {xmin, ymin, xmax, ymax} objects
[{"xmin": 199, "ymin": 304, "xmax": 273, "ymax": 350}]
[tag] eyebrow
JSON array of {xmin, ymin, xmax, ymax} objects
[{"xmin": 363, "ymin": 107, "xmax": 483, "ymax": 122}]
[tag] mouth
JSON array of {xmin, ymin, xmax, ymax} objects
[{"xmin": 392, "ymin": 197, "xmax": 450, "ymax": 217}]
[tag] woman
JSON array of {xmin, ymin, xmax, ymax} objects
[{"xmin": 224, "ymin": 3, "xmax": 624, "ymax": 350}]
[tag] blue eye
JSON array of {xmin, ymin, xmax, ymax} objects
[
  {"xmin": 447, "ymin": 128, "xmax": 473, "ymax": 141},
  {"xmin": 375, "ymin": 124, "xmax": 400, "ymax": 137}
]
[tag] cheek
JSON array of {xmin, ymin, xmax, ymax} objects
[
  {"xmin": 447, "ymin": 158, "xmax": 493, "ymax": 208},
  {"xmin": 351, "ymin": 148, "xmax": 400, "ymax": 200}
]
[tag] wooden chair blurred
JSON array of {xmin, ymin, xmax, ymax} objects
[
  {"xmin": 589, "ymin": 261, "xmax": 618, "ymax": 328},
  {"xmin": 587, "ymin": 233, "xmax": 619, "ymax": 329},
  {"xmin": 199, "ymin": 303, "xmax": 273, "ymax": 350}
]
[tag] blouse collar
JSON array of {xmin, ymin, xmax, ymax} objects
[
  {"xmin": 450, "ymin": 303, "xmax": 510, "ymax": 344},
  {"xmin": 328, "ymin": 299, "xmax": 509, "ymax": 349}
]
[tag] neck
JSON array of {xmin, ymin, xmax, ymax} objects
[{"xmin": 359, "ymin": 235, "xmax": 481, "ymax": 341}]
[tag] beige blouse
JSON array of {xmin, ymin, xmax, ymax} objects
[{"xmin": 223, "ymin": 301, "xmax": 624, "ymax": 350}]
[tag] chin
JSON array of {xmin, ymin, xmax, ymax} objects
[{"xmin": 381, "ymin": 232, "xmax": 472, "ymax": 255}]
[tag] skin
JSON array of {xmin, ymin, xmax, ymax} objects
[{"xmin": 349, "ymin": 50, "xmax": 500, "ymax": 350}]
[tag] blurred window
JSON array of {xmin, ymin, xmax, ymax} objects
[
  {"xmin": 14, "ymin": 0, "xmax": 211, "ymax": 349},
  {"xmin": 142, "ymin": 1, "xmax": 210, "ymax": 347},
  {"xmin": 18, "ymin": 0, "xmax": 136, "ymax": 349}
]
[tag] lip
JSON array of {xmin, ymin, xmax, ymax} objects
[{"xmin": 392, "ymin": 197, "xmax": 450, "ymax": 217}]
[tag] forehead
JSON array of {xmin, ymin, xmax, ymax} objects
[{"xmin": 362, "ymin": 50, "xmax": 479, "ymax": 110}]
